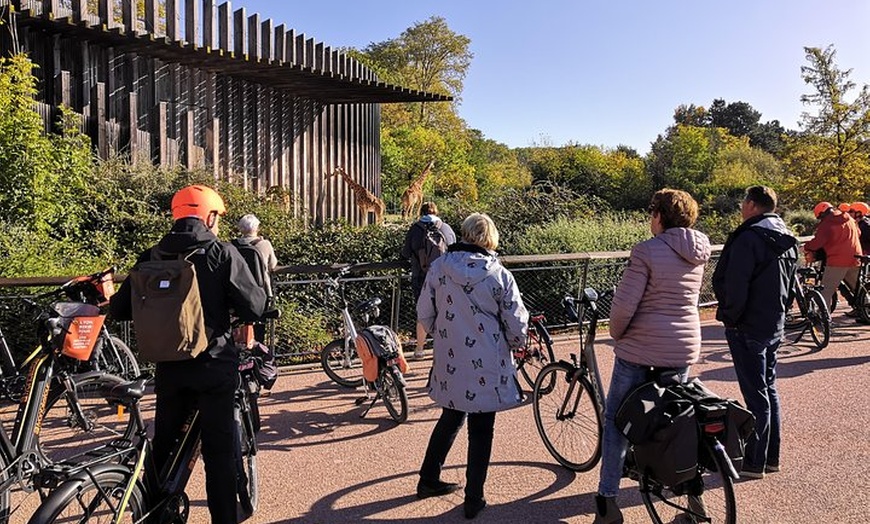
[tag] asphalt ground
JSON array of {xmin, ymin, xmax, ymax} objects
[{"xmin": 4, "ymin": 311, "xmax": 870, "ymax": 523}]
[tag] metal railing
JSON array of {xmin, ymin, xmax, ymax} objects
[{"xmin": 0, "ymin": 246, "xmax": 730, "ymax": 363}]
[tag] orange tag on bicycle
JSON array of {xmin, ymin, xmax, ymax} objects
[{"xmin": 61, "ymin": 315, "xmax": 106, "ymax": 361}]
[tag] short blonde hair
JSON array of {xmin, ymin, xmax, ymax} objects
[{"xmin": 461, "ymin": 213, "xmax": 499, "ymax": 251}]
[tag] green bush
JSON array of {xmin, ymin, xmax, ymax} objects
[
  {"xmin": 514, "ymin": 213, "xmax": 650, "ymax": 254},
  {"xmin": 782, "ymin": 208, "xmax": 817, "ymax": 237}
]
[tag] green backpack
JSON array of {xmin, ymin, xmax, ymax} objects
[{"xmin": 128, "ymin": 246, "xmax": 211, "ymax": 363}]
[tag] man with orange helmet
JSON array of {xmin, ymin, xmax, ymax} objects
[
  {"xmin": 804, "ymin": 202, "xmax": 861, "ymax": 311},
  {"xmin": 111, "ymin": 184, "xmax": 266, "ymax": 523},
  {"xmin": 847, "ymin": 202, "xmax": 870, "ymax": 254}
]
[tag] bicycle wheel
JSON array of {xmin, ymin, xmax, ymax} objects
[
  {"xmin": 380, "ymin": 367, "xmax": 409, "ymax": 423},
  {"xmin": 26, "ymin": 466, "xmax": 145, "ymax": 523},
  {"xmin": 641, "ymin": 441, "xmax": 736, "ymax": 524},
  {"xmin": 804, "ymin": 289, "xmax": 830, "ymax": 349},
  {"xmin": 235, "ymin": 392, "xmax": 259, "ymax": 516},
  {"xmin": 518, "ymin": 321, "xmax": 556, "ymax": 391},
  {"xmin": 38, "ymin": 373, "xmax": 135, "ymax": 464},
  {"xmin": 854, "ymin": 285, "xmax": 870, "ymax": 324},
  {"xmin": 320, "ymin": 338, "xmax": 364, "ymax": 388},
  {"xmin": 532, "ymin": 363, "xmax": 602, "ymax": 472},
  {"xmin": 93, "ymin": 335, "xmax": 141, "ymax": 380}
]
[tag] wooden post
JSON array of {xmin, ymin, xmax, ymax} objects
[
  {"xmin": 247, "ymin": 13, "xmax": 260, "ymax": 60},
  {"xmin": 182, "ymin": 109, "xmax": 195, "ymax": 169},
  {"xmin": 128, "ymin": 91, "xmax": 139, "ymax": 163},
  {"xmin": 156, "ymin": 101, "xmax": 168, "ymax": 166},
  {"xmin": 314, "ymin": 43, "xmax": 323, "ymax": 71},
  {"xmin": 55, "ymin": 70, "xmax": 70, "ymax": 107},
  {"xmin": 233, "ymin": 7, "xmax": 246, "ymax": 57},
  {"xmin": 285, "ymin": 29, "xmax": 296, "ymax": 64},
  {"xmin": 203, "ymin": 0, "xmax": 216, "ymax": 49},
  {"xmin": 305, "ymin": 38, "xmax": 314, "ymax": 69},
  {"xmin": 42, "ymin": 0, "xmax": 58, "ymax": 17},
  {"xmin": 218, "ymin": 2, "xmax": 231, "ymax": 52},
  {"xmin": 121, "ymin": 0, "xmax": 137, "ymax": 34},
  {"xmin": 166, "ymin": 0, "xmax": 180, "ymax": 41},
  {"xmin": 144, "ymin": 0, "xmax": 158, "ymax": 35},
  {"xmin": 261, "ymin": 19, "xmax": 273, "ymax": 62},
  {"xmin": 274, "ymin": 24, "xmax": 285, "ymax": 62},
  {"xmin": 97, "ymin": 0, "xmax": 112, "ymax": 29},
  {"xmin": 92, "ymin": 82, "xmax": 107, "ymax": 159},
  {"xmin": 185, "ymin": 0, "xmax": 199, "ymax": 45},
  {"xmin": 71, "ymin": 0, "xmax": 85, "ymax": 22}
]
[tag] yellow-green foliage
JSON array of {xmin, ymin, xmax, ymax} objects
[{"xmin": 514, "ymin": 214, "xmax": 651, "ymax": 254}]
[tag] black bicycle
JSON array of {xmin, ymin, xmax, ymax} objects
[
  {"xmin": 784, "ymin": 266, "xmax": 830, "ymax": 349},
  {"xmin": 533, "ymin": 289, "xmax": 739, "ymax": 523},
  {"xmin": 830, "ymin": 254, "xmax": 870, "ymax": 322},
  {"xmin": 26, "ymin": 310, "xmax": 280, "ymax": 523},
  {"xmin": 0, "ymin": 269, "xmax": 140, "ymax": 404},
  {"xmin": 0, "ymin": 298, "xmax": 135, "ymax": 523}
]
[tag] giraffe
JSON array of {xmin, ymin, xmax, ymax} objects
[
  {"xmin": 328, "ymin": 166, "xmax": 385, "ymax": 225},
  {"xmin": 401, "ymin": 160, "xmax": 435, "ymax": 220}
]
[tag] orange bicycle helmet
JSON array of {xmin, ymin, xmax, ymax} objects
[
  {"xmin": 171, "ymin": 185, "xmax": 227, "ymax": 222},
  {"xmin": 813, "ymin": 202, "xmax": 833, "ymax": 219},
  {"xmin": 838, "ymin": 203, "xmax": 851, "ymax": 212},
  {"xmin": 851, "ymin": 202, "xmax": 870, "ymax": 215}
]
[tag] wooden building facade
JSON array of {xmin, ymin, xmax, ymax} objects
[{"xmin": 0, "ymin": 0, "xmax": 448, "ymax": 225}]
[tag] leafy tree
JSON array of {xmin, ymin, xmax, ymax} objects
[
  {"xmin": 782, "ymin": 45, "xmax": 870, "ymax": 203},
  {"xmin": 0, "ymin": 55, "xmax": 92, "ymax": 239},
  {"xmin": 363, "ymin": 16, "xmax": 472, "ymax": 125}
]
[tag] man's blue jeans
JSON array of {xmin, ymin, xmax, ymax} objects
[
  {"xmin": 725, "ymin": 329, "xmax": 781, "ymax": 470},
  {"xmin": 597, "ymin": 358, "xmax": 688, "ymax": 498}
]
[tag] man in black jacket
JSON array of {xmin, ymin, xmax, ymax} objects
[
  {"xmin": 712, "ymin": 185, "xmax": 798, "ymax": 480},
  {"xmin": 110, "ymin": 185, "xmax": 266, "ymax": 523},
  {"xmin": 401, "ymin": 201, "xmax": 456, "ymax": 358}
]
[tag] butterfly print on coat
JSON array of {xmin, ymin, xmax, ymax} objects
[
  {"xmin": 447, "ymin": 294, "xmax": 453, "ymax": 305},
  {"xmin": 494, "ymin": 387, "xmax": 503, "ymax": 404},
  {"xmin": 448, "ymin": 400, "xmax": 455, "ymax": 409},
  {"xmin": 448, "ymin": 348, "xmax": 455, "ymax": 358},
  {"xmin": 445, "ymin": 310, "xmax": 455, "ymax": 321},
  {"xmin": 440, "ymin": 381, "xmax": 449, "ymax": 392},
  {"xmin": 462, "ymin": 283, "xmax": 475, "ymax": 295},
  {"xmin": 439, "ymin": 328, "xmax": 448, "ymax": 339},
  {"xmin": 491, "ymin": 285, "xmax": 504, "ymax": 299},
  {"xmin": 500, "ymin": 375, "xmax": 509, "ymax": 386},
  {"xmin": 470, "ymin": 304, "xmax": 482, "ymax": 315},
  {"xmin": 479, "ymin": 376, "xmax": 486, "ymax": 387},
  {"xmin": 465, "ymin": 390, "xmax": 476, "ymax": 401},
  {"xmin": 492, "ymin": 333, "xmax": 501, "ymax": 343},
  {"xmin": 477, "ymin": 323, "xmax": 485, "ymax": 333},
  {"xmin": 438, "ymin": 275, "xmax": 447, "ymax": 286},
  {"xmin": 465, "ymin": 337, "xmax": 477, "ymax": 348},
  {"xmin": 446, "ymin": 364, "xmax": 456, "ymax": 375},
  {"xmin": 466, "ymin": 261, "xmax": 477, "ymax": 269},
  {"xmin": 471, "ymin": 358, "xmax": 483, "ymax": 370}
]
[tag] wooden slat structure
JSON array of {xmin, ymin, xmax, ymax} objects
[{"xmin": 0, "ymin": 0, "xmax": 450, "ymax": 225}]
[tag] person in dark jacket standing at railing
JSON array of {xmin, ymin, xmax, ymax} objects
[
  {"xmin": 110, "ymin": 185, "xmax": 266, "ymax": 524},
  {"xmin": 712, "ymin": 185, "xmax": 798, "ymax": 480}
]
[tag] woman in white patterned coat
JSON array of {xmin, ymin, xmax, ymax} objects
[{"xmin": 415, "ymin": 213, "xmax": 528, "ymax": 520}]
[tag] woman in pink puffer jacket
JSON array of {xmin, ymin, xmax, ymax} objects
[{"xmin": 593, "ymin": 189, "xmax": 711, "ymax": 524}]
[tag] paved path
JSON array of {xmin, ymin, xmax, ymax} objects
[{"xmin": 6, "ymin": 313, "xmax": 870, "ymax": 523}]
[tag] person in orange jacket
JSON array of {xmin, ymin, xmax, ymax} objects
[
  {"xmin": 847, "ymin": 202, "xmax": 870, "ymax": 255},
  {"xmin": 804, "ymin": 202, "xmax": 861, "ymax": 311}
]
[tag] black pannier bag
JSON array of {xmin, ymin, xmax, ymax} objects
[
  {"xmin": 668, "ymin": 379, "xmax": 755, "ymax": 473},
  {"xmin": 251, "ymin": 341, "xmax": 278, "ymax": 390},
  {"xmin": 616, "ymin": 381, "xmax": 699, "ymax": 487},
  {"xmin": 617, "ymin": 378, "xmax": 756, "ymax": 487}
]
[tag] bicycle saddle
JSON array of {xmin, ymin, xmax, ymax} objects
[{"xmin": 101, "ymin": 377, "xmax": 149, "ymax": 407}]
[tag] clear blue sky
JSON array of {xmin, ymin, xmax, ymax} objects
[{"xmin": 241, "ymin": 1, "xmax": 869, "ymax": 154}]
